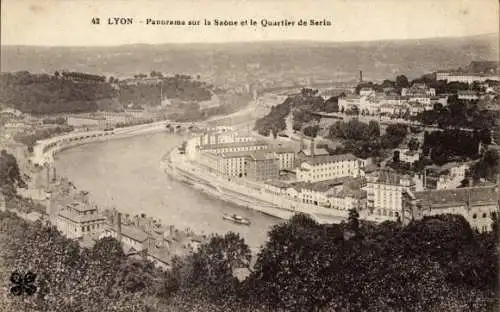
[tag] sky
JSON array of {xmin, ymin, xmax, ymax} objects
[{"xmin": 1, "ymin": 0, "xmax": 499, "ymax": 46}]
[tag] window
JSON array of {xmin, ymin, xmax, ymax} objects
[
  {"xmin": 483, "ymin": 213, "xmax": 487, "ymax": 218},
  {"xmin": 473, "ymin": 213, "xmax": 477, "ymax": 219}
]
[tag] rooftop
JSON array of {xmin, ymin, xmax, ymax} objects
[
  {"xmin": 326, "ymin": 187, "xmax": 367, "ymax": 199},
  {"xmin": 199, "ymin": 140, "xmax": 268, "ymax": 150},
  {"xmin": 300, "ymin": 148, "xmax": 329, "ymax": 157},
  {"xmin": 292, "ymin": 176, "xmax": 357, "ymax": 193},
  {"xmin": 58, "ymin": 209, "xmax": 106, "ymax": 224},
  {"xmin": 264, "ymin": 180, "xmax": 292, "ymax": 189},
  {"xmin": 415, "ymin": 186, "xmax": 498, "ymax": 209},
  {"xmin": 271, "ymin": 146, "xmax": 296, "ymax": 154},
  {"xmin": 303, "ymin": 153, "xmax": 358, "ymax": 166},
  {"xmin": 221, "ymin": 151, "xmax": 251, "ymax": 158},
  {"xmin": 247, "ymin": 151, "xmax": 278, "ymax": 161},
  {"xmin": 106, "ymin": 224, "xmax": 149, "ymax": 243},
  {"xmin": 367, "ymin": 170, "xmax": 412, "ymax": 186}
]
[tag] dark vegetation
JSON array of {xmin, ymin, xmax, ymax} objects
[
  {"xmin": 0, "ymin": 211, "xmax": 497, "ymax": 312},
  {"xmin": 328, "ymin": 120, "xmax": 407, "ymax": 159},
  {"xmin": 254, "ymin": 88, "xmax": 340, "ymax": 137},
  {"xmin": 0, "ymin": 149, "xmax": 24, "ymax": 198},
  {"xmin": 415, "ymin": 95, "xmax": 498, "ymax": 130},
  {"xmin": 0, "ymin": 71, "xmax": 115, "ymax": 114},
  {"xmin": 13, "ymin": 125, "xmax": 74, "ymax": 152},
  {"xmin": 422, "ymin": 129, "xmax": 484, "ymax": 165},
  {"xmin": 118, "ymin": 74, "xmax": 212, "ymax": 107},
  {"xmin": 0, "ymin": 71, "xmax": 214, "ymax": 115}
]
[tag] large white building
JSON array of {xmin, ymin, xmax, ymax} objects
[
  {"xmin": 365, "ymin": 170, "xmax": 416, "ymax": 220},
  {"xmin": 436, "ymin": 72, "xmax": 499, "ymax": 84},
  {"xmin": 55, "ymin": 200, "xmax": 106, "ymax": 239},
  {"xmin": 296, "ymin": 153, "xmax": 361, "ymax": 183},
  {"xmin": 272, "ymin": 146, "xmax": 296, "ymax": 170},
  {"xmin": 197, "ymin": 140, "xmax": 268, "ymax": 155}
]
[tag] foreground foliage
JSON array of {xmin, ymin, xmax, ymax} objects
[{"xmin": 0, "ymin": 210, "xmax": 497, "ymax": 312}]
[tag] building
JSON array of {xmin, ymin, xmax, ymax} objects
[
  {"xmin": 401, "ymin": 83, "xmax": 436, "ymax": 97},
  {"xmin": 55, "ymin": 200, "xmax": 106, "ymax": 239},
  {"xmin": 365, "ymin": 170, "xmax": 416, "ymax": 220},
  {"xmin": 296, "ymin": 153, "xmax": 361, "ymax": 183},
  {"xmin": 397, "ymin": 148, "xmax": 420, "ymax": 164},
  {"xmin": 198, "ymin": 140, "xmax": 268, "ymax": 155},
  {"xmin": 457, "ymin": 90, "xmax": 480, "ymax": 101},
  {"xmin": 434, "ymin": 162, "xmax": 472, "ymax": 190},
  {"xmin": 413, "ymin": 186, "xmax": 499, "ymax": 233},
  {"xmin": 272, "ymin": 146, "xmax": 296, "ymax": 170},
  {"xmin": 245, "ymin": 151, "xmax": 280, "ymax": 181},
  {"xmin": 338, "ymin": 95, "xmax": 361, "ymax": 112},
  {"xmin": 291, "ymin": 177, "xmax": 366, "ymax": 210},
  {"xmin": 99, "ymin": 213, "xmax": 152, "ymax": 254},
  {"xmin": 219, "ymin": 151, "xmax": 249, "ymax": 177},
  {"xmin": 359, "ymin": 88, "xmax": 375, "ymax": 97},
  {"xmin": 197, "ymin": 131, "xmax": 255, "ymax": 146},
  {"xmin": 436, "ymin": 72, "xmax": 499, "ymax": 84}
]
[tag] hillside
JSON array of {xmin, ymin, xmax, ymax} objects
[
  {"xmin": 0, "ymin": 71, "xmax": 217, "ymax": 115},
  {"xmin": 1, "ymin": 34, "xmax": 498, "ymax": 83}
]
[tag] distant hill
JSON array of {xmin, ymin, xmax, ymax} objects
[{"xmin": 1, "ymin": 34, "xmax": 498, "ymax": 83}]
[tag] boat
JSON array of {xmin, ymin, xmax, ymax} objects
[{"xmin": 222, "ymin": 213, "xmax": 251, "ymax": 225}]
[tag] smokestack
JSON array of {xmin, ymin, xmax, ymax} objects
[
  {"xmin": 46, "ymin": 165, "xmax": 50, "ymax": 186},
  {"xmin": 310, "ymin": 138, "xmax": 315, "ymax": 157},
  {"xmin": 359, "ymin": 70, "xmax": 363, "ymax": 83},
  {"xmin": 116, "ymin": 212, "xmax": 122, "ymax": 243},
  {"xmin": 52, "ymin": 166, "xmax": 57, "ymax": 182}
]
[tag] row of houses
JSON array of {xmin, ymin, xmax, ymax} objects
[
  {"xmin": 51, "ymin": 192, "xmax": 204, "ymax": 271},
  {"xmin": 365, "ymin": 169, "xmax": 499, "ymax": 233}
]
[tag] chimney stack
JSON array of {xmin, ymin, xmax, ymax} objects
[
  {"xmin": 46, "ymin": 165, "xmax": 50, "ymax": 186},
  {"xmin": 359, "ymin": 70, "xmax": 363, "ymax": 83},
  {"xmin": 52, "ymin": 166, "xmax": 57, "ymax": 182},
  {"xmin": 310, "ymin": 138, "xmax": 315, "ymax": 157},
  {"xmin": 116, "ymin": 212, "xmax": 122, "ymax": 243}
]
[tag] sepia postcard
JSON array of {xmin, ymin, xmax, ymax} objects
[{"xmin": 0, "ymin": 0, "xmax": 499, "ymax": 311}]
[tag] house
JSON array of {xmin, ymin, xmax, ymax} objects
[
  {"xmin": 99, "ymin": 213, "xmax": 150, "ymax": 255},
  {"xmin": 457, "ymin": 90, "xmax": 480, "ymax": 101},
  {"xmin": 359, "ymin": 88, "xmax": 375, "ymax": 97},
  {"xmin": 397, "ymin": 149, "xmax": 420, "ymax": 164},
  {"xmin": 55, "ymin": 200, "xmax": 106, "ymax": 240},
  {"xmin": 434, "ymin": 162, "xmax": 472, "ymax": 190}
]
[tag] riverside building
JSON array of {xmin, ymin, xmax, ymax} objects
[
  {"xmin": 365, "ymin": 170, "xmax": 416, "ymax": 220},
  {"xmin": 197, "ymin": 140, "xmax": 268, "ymax": 156},
  {"xmin": 245, "ymin": 151, "xmax": 280, "ymax": 181},
  {"xmin": 412, "ymin": 185, "xmax": 499, "ymax": 233},
  {"xmin": 54, "ymin": 199, "xmax": 106, "ymax": 240},
  {"xmin": 296, "ymin": 153, "xmax": 361, "ymax": 183}
]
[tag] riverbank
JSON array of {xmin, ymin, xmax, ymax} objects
[{"xmin": 164, "ymin": 144, "xmax": 352, "ymax": 224}]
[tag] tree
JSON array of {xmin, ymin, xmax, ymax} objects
[
  {"xmin": 408, "ymin": 138, "xmax": 420, "ymax": 151},
  {"xmin": 0, "ymin": 150, "xmax": 24, "ymax": 194},
  {"xmin": 186, "ymin": 232, "xmax": 251, "ymax": 298},
  {"xmin": 393, "ymin": 150, "xmax": 400, "ymax": 162},
  {"xmin": 368, "ymin": 120, "xmax": 381, "ymax": 138},
  {"xmin": 395, "ymin": 75, "xmax": 410, "ymax": 90},
  {"xmin": 348, "ymin": 208, "xmax": 360, "ymax": 234}
]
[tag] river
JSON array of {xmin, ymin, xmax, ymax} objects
[{"xmin": 54, "ymin": 131, "xmax": 281, "ymax": 250}]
